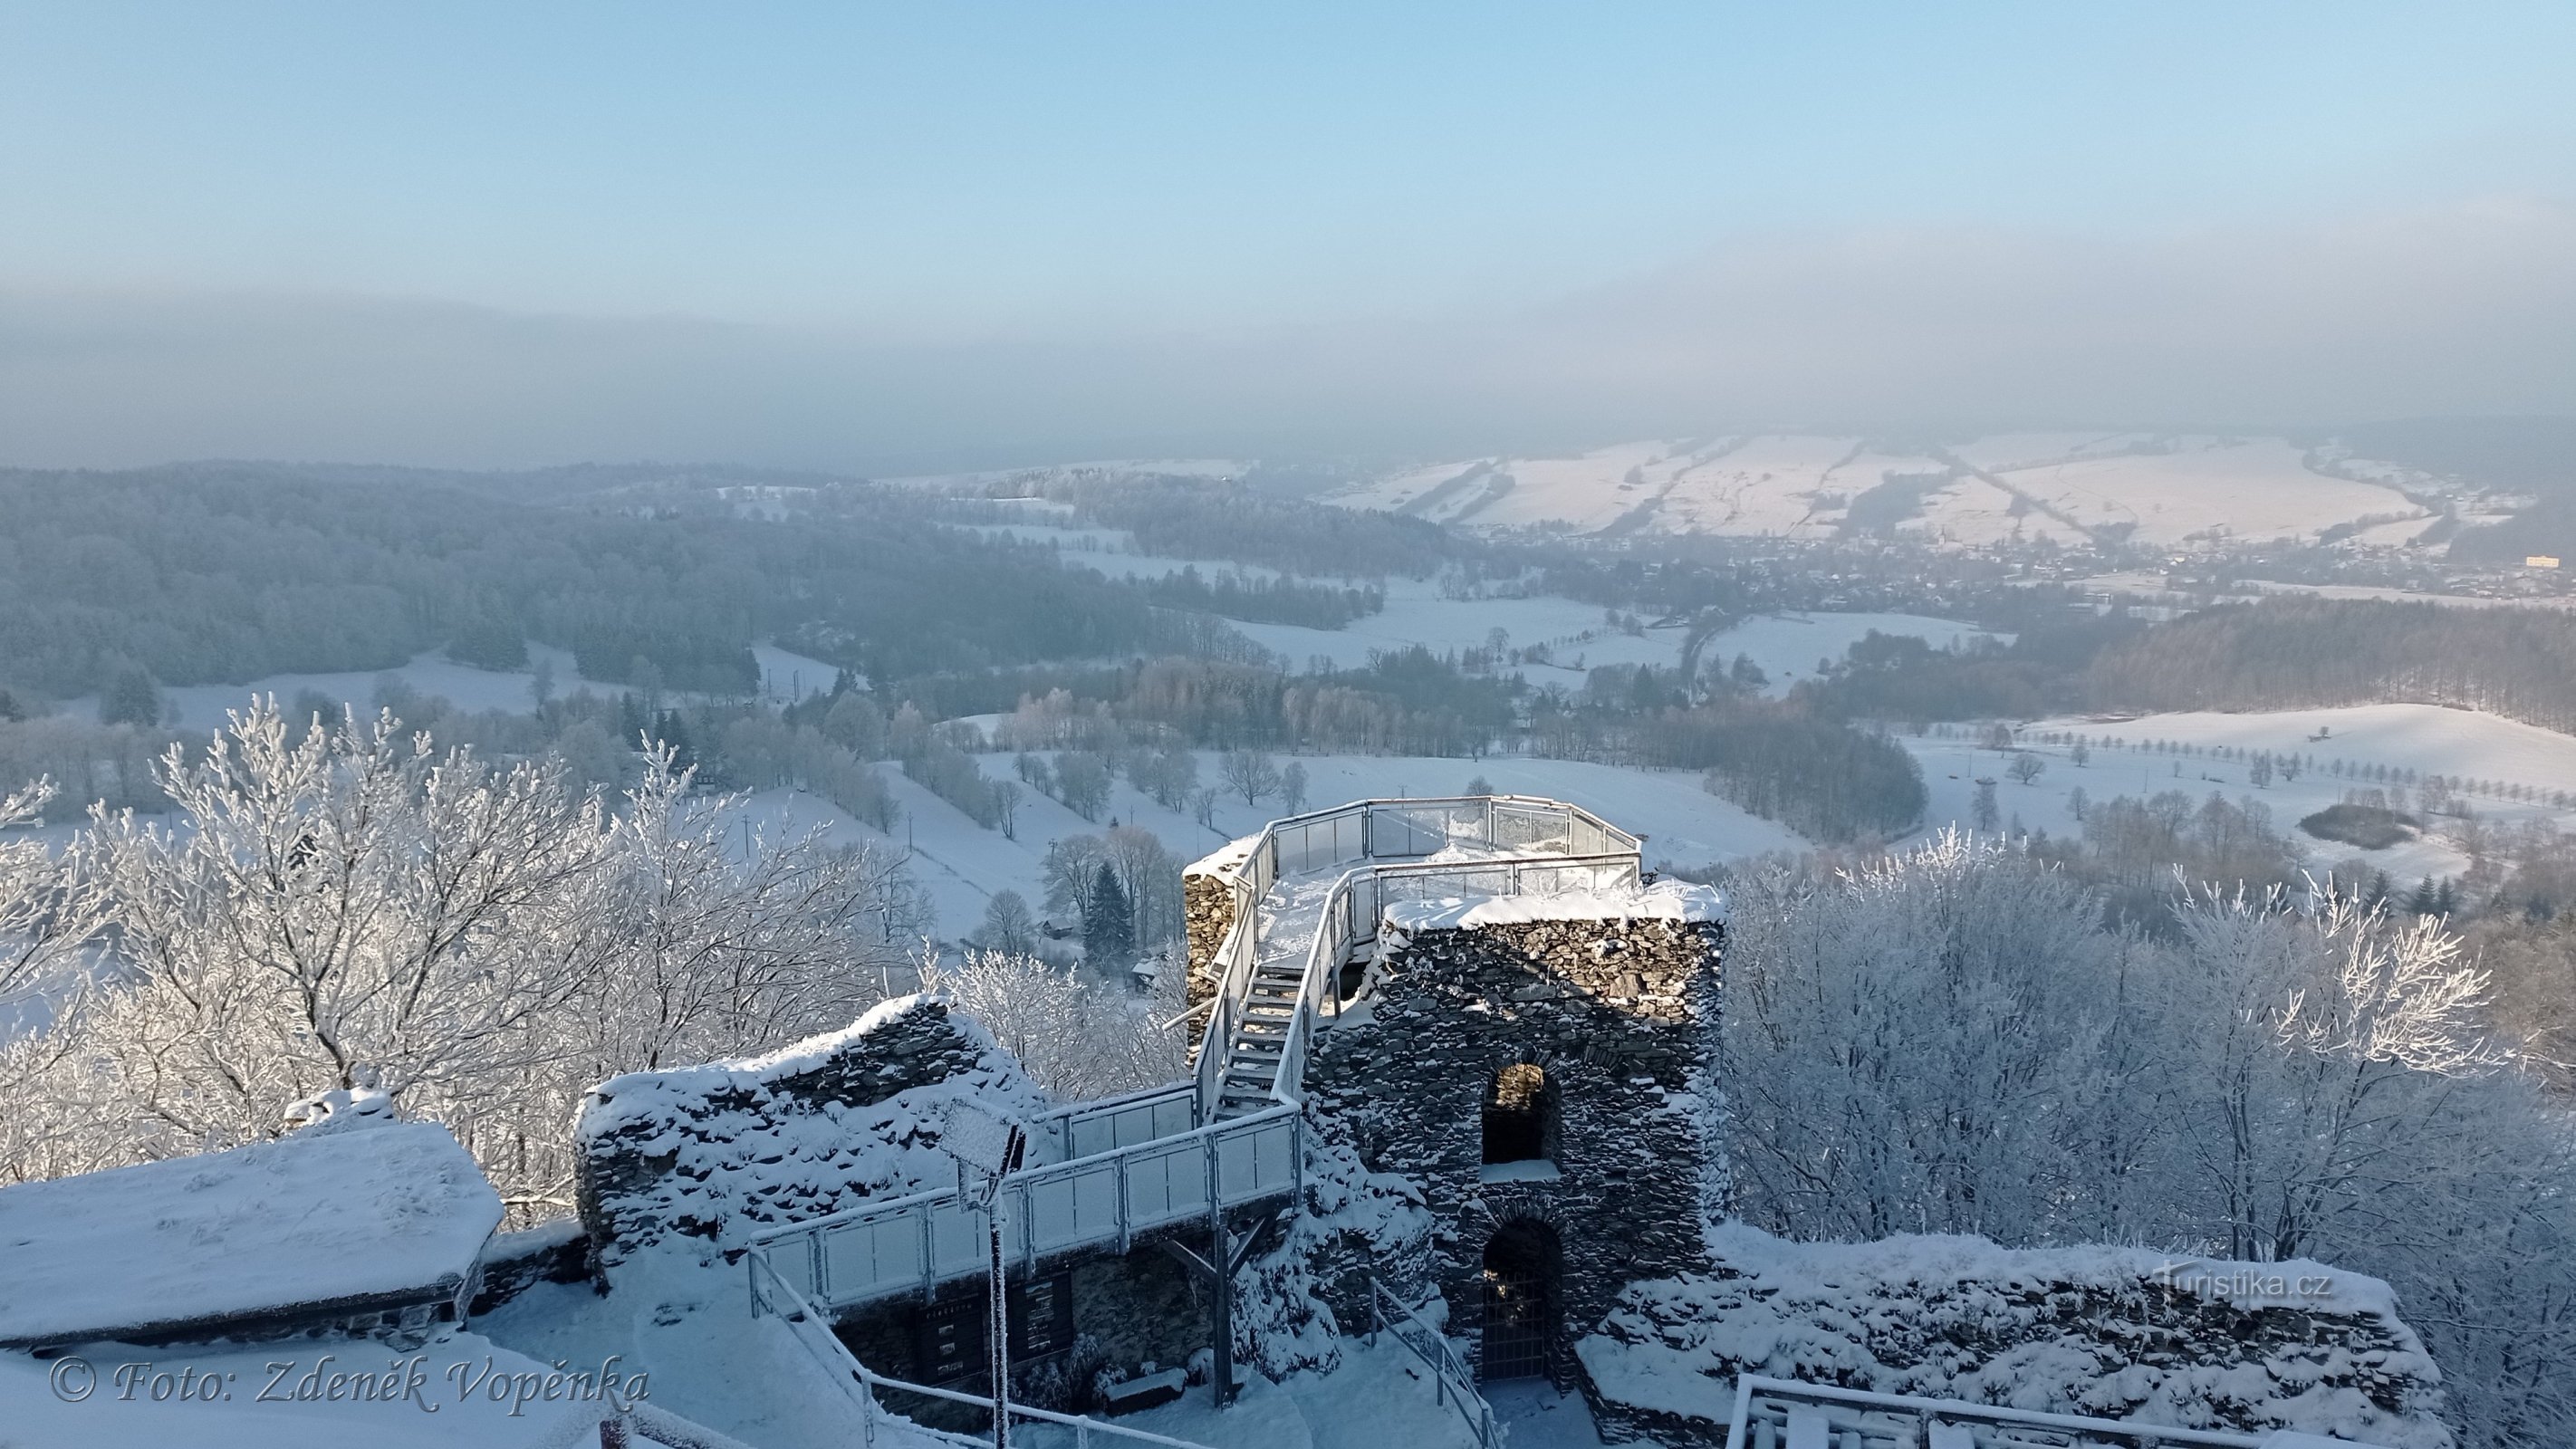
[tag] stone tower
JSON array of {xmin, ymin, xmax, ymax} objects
[{"xmin": 1298, "ymin": 882, "xmax": 1725, "ymax": 1383}]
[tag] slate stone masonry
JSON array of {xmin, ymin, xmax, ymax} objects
[{"xmin": 1300, "ymin": 908, "xmax": 1724, "ymax": 1381}]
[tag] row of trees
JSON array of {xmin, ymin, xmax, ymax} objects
[
  {"xmin": 1719, "ymin": 836, "xmax": 2573, "ymax": 1444},
  {"xmin": 1134, "ymin": 567, "xmax": 1385, "ymax": 629}
]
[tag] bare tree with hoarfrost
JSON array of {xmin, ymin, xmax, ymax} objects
[
  {"xmin": 0, "ymin": 780, "xmax": 106, "ymax": 1005},
  {"xmin": 922, "ymin": 947, "xmax": 1184, "ymax": 1099},
  {"xmin": 60, "ymin": 703, "xmax": 618, "ymax": 1164},
  {"xmin": 0, "ymin": 701, "xmax": 922, "ymax": 1217},
  {"xmin": 1716, "ymin": 834, "xmax": 2576, "ymax": 1445}
]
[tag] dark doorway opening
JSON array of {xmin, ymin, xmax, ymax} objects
[
  {"xmin": 1481, "ymin": 1061, "xmax": 1555, "ymax": 1166},
  {"xmin": 1479, "ymin": 1218, "xmax": 1560, "ymax": 1382}
]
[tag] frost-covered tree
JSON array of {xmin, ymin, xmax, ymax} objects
[
  {"xmin": 0, "ymin": 780, "xmax": 106, "ymax": 1006},
  {"xmin": 1054, "ymin": 751, "xmax": 1112, "ymax": 821},
  {"xmin": 0, "ymin": 702, "xmax": 916, "ymax": 1216},
  {"xmin": 66, "ymin": 703, "xmax": 620, "ymax": 1151},
  {"xmin": 1716, "ymin": 836, "xmax": 2576, "ymax": 1445},
  {"xmin": 924, "ymin": 948, "xmax": 1182, "ymax": 1099},
  {"xmin": 1721, "ymin": 834, "xmax": 2159, "ymax": 1243},
  {"xmin": 1280, "ymin": 761, "xmax": 1309, "ymax": 814}
]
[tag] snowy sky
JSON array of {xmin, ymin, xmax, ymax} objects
[{"xmin": 3, "ymin": 2, "xmax": 2572, "ymax": 468}]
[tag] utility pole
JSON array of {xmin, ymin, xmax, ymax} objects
[{"xmin": 941, "ymin": 1101, "xmax": 1028, "ymax": 1449}]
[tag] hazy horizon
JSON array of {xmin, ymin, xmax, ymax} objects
[{"xmin": 5, "ymin": 3, "xmax": 2572, "ymax": 469}]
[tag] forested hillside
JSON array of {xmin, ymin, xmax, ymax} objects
[
  {"xmin": 0, "ymin": 465, "xmax": 1241, "ymax": 699},
  {"xmin": 2088, "ymin": 597, "xmax": 2576, "ymax": 732}
]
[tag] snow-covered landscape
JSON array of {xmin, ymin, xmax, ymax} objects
[
  {"xmin": 7, "ymin": 13, "xmax": 2576, "ymax": 1448},
  {"xmin": 1327, "ymin": 435, "xmax": 2455, "ymax": 552}
]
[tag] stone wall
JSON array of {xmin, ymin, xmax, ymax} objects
[
  {"xmin": 573, "ymin": 996, "xmax": 1046, "ymax": 1267},
  {"xmin": 467, "ymin": 1219, "xmax": 592, "ymax": 1315},
  {"xmin": 1181, "ymin": 868, "xmax": 1238, "ymax": 1011},
  {"xmin": 1576, "ymin": 1224, "xmax": 2455, "ymax": 1449},
  {"xmin": 833, "ymin": 1231, "xmax": 1212, "ymax": 1417},
  {"xmin": 1297, "ymin": 904, "xmax": 1724, "ymax": 1382}
]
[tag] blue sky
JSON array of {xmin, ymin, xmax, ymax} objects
[{"xmin": 2, "ymin": 3, "xmax": 2571, "ymax": 465}]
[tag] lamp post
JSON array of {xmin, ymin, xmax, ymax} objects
[{"xmin": 940, "ymin": 1100, "xmax": 1027, "ymax": 1449}]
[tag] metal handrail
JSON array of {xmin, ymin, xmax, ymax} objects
[
  {"xmin": 745, "ymin": 796, "xmax": 1643, "ymax": 1320},
  {"xmin": 745, "ymin": 1099, "xmax": 1300, "ymax": 1254},
  {"xmin": 1368, "ymin": 1278, "xmax": 1497, "ymax": 1449},
  {"xmin": 1192, "ymin": 795, "xmax": 1645, "ymax": 1121},
  {"xmin": 748, "ymin": 1248, "xmax": 1219, "ymax": 1448},
  {"xmin": 1722, "ymin": 1374, "xmax": 2390, "ymax": 1449}
]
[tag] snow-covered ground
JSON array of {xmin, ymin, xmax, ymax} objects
[
  {"xmin": 1332, "ymin": 437, "xmax": 1937, "ymax": 538},
  {"xmin": 715, "ymin": 753, "xmax": 1806, "ymax": 941},
  {"xmin": 1966, "ymin": 437, "xmax": 2424, "ymax": 550},
  {"xmin": 1697, "ymin": 612, "xmax": 2008, "ymax": 696},
  {"xmin": 1896, "ymin": 702, "xmax": 2576, "ymax": 883},
  {"xmin": 1234, "ymin": 577, "xmax": 1668, "ymax": 674},
  {"xmin": 1329, "ymin": 434, "xmax": 2436, "ymax": 552}
]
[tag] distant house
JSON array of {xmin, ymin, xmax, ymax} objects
[
  {"xmin": 0, "ymin": 1119, "xmax": 503, "ymax": 1349},
  {"xmin": 2526, "ymin": 554, "xmax": 2562, "ymax": 570}
]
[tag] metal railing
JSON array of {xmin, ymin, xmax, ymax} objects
[
  {"xmin": 749, "ymin": 1104, "xmax": 1302, "ymax": 1312},
  {"xmin": 745, "ymin": 796, "xmax": 1639, "ymax": 1319},
  {"xmin": 1369, "ymin": 1278, "xmax": 1497, "ymax": 1449},
  {"xmin": 747, "ymin": 1249, "xmax": 1217, "ymax": 1448},
  {"xmin": 1723, "ymin": 1375, "xmax": 2392, "ymax": 1449},
  {"xmin": 1193, "ymin": 795, "xmax": 1644, "ymax": 1119}
]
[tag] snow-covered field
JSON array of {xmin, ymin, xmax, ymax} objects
[
  {"xmin": 1697, "ymin": 612, "xmax": 2008, "ymax": 696},
  {"xmin": 717, "ymin": 752, "xmax": 1807, "ymax": 941},
  {"xmin": 1331, "ymin": 434, "xmax": 2434, "ymax": 552},
  {"xmin": 1336, "ymin": 437, "xmax": 1939, "ymax": 538},
  {"xmin": 1897, "ymin": 702, "xmax": 2576, "ymax": 884},
  {"xmin": 1234, "ymin": 578, "xmax": 1667, "ymax": 674},
  {"xmin": 1966, "ymin": 437, "xmax": 2425, "ymax": 550}
]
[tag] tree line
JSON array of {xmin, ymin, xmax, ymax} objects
[
  {"xmin": 1720, "ymin": 835, "xmax": 2571, "ymax": 1444},
  {"xmin": 0, "ymin": 464, "xmax": 1265, "ymax": 704}
]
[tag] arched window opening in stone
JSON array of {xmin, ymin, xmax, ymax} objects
[
  {"xmin": 1481, "ymin": 1061, "xmax": 1557, "ymax": 1173},
  {"xmin": 1479, "ymin": 1218, "xmax": 1561, "ymax": 1383}
]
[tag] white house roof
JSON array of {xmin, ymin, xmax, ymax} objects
[{"xmin": 0, "ymin": 1120, "xmax": 503, "ymax": 1346}]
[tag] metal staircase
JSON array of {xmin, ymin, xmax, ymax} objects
[{"xmin": 1211, "ymin": 955, "xmax": 1305, "ymax": 1119}]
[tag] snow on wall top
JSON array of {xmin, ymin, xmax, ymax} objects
[
  {"xmin": 1184, "ymin": 829, "xmax": 1264, "ymax": 878},
  {"xmin": 576, "ymin": 995, "xmax": 1048, "ymax": 1264},
  {"xmin": 0, "ymin": 1120, "xmax": 502, "ymax": 1347},
  {"xmin": 1379, "ymin": 878, "xmax": 1725, "ymax": 933},
  {"xmin": 1578, "ymin": 1222, "xmax": 2448, "ymax": 1449}
]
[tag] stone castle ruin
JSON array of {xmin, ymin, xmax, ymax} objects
[{"xmin": 543, "ymin": 795, "xmax": 2446, "ymax": 1448}]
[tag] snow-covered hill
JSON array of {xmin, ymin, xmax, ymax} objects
[{"xmin": 1330, "ymin": 434, "xmax": 2441, "ymax": 552}]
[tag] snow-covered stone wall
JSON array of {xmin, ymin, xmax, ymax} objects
[
  {"xmin": 1181, "ymin": 866, "xmax": 1239, "ymax": 1009},
  {"xmin": 1576, "ymin": 1223, "xmax": 2453, "ymax": 1448},
  {"xmin": 1296, "ymin": 899, "xmax": 1724, "ymax": 1379},
  {"xmin": 573, "ymin": 995, "xmax": 1047, "ymax": 1268}
]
